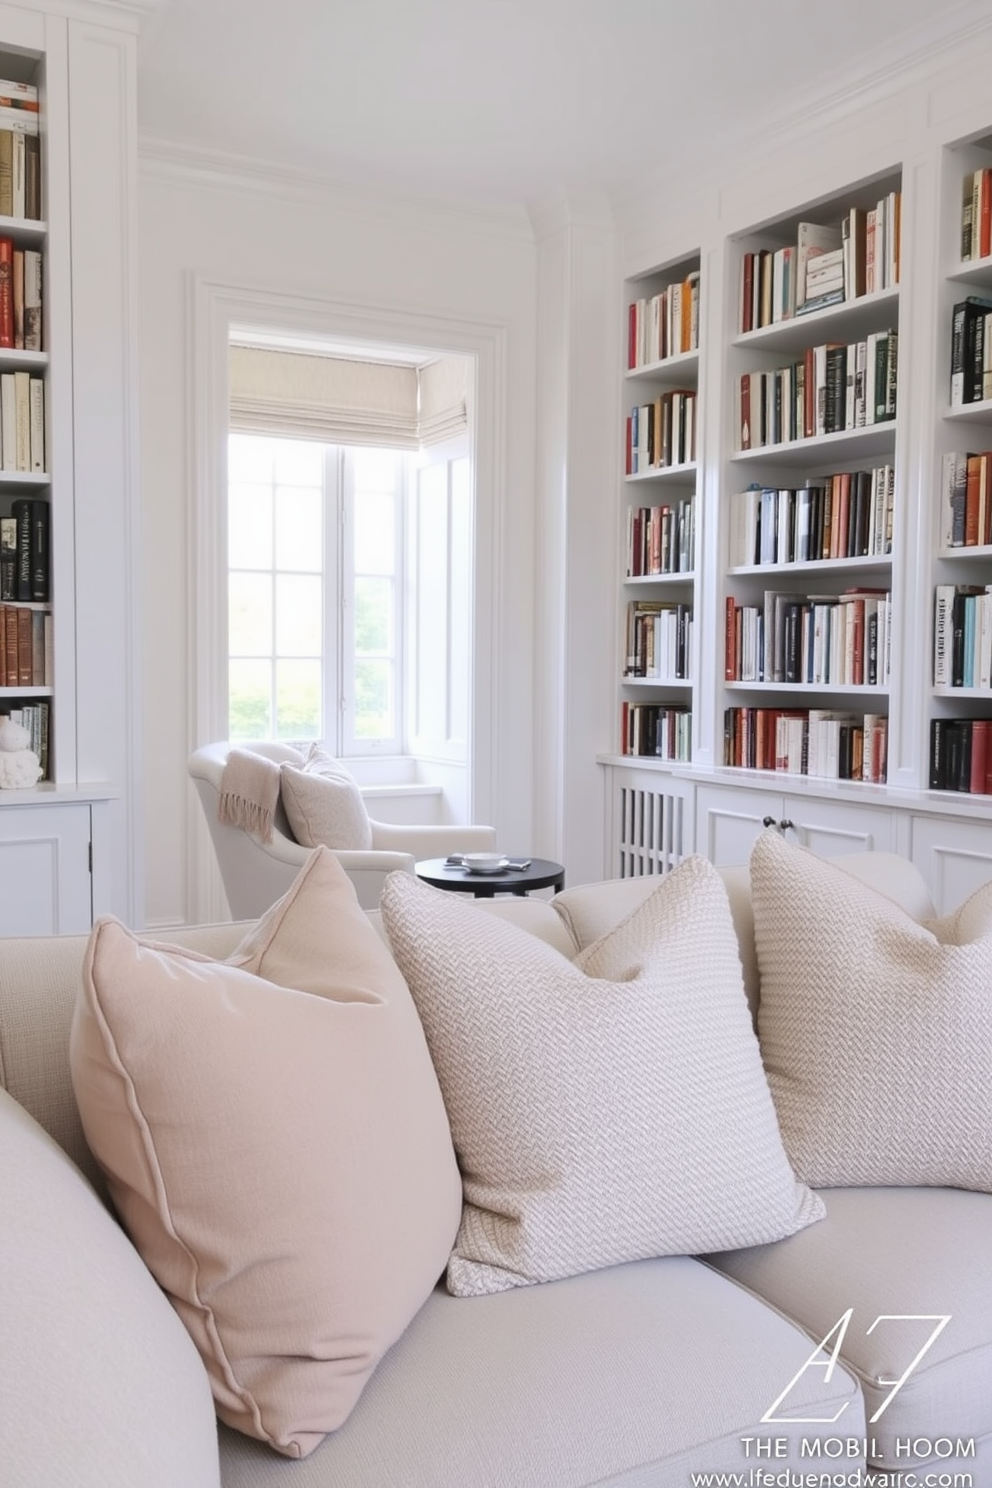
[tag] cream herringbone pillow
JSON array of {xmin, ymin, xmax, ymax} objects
[
  {"xmin": 750, "ymin": 829, "xmax": 992, "ymax": 1190},
  {"xmin": 380, "ymin": 856, "xmax": 823, "ymax": 1297}
]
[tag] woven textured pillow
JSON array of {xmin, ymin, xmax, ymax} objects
[
  {"xmin": 279, "ymin": 743, "xmax": 373, "ymax": 849},
  {"xmin": 69, "ymin": 847, "xmax": 461, "ymax": 1458},
  {"xmin": 380, "ymin": 855, "xmax": 823, "ymax": 1297},
  {"xmin": 750, "ymin": 828, "xmax": 992, "ymax": 1190}
]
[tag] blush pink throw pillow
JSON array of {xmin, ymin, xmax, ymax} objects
[{"xmin": 69, "ymin": 847, "xmax": 461, "ymax": 1458}]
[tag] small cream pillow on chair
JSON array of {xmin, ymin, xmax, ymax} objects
[{"xmin": 279, "ymin": 743, "xmax": 373, "ymax": 849}]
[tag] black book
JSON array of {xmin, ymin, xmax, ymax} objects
[
  {"xmin": 930, "ymin": 717, "xmax": 947, "ymax": 790},
  {"xmin": 30, "ymin": 499, "xmax": 49, "ymax": 602},
  {"xmin": 950, "ymin": 298, "xmax": 992, "ymax": 404},
  {"xmin": 11, "ymin": 498, "xmax": 31, "ymax": 602},
  {"xmin": 825, "ymin": 345, "xmax": 847, "ymax": 434},
  {"xmin": 783, "ymin": 602, "xmax": 803, "ymax": 684}
]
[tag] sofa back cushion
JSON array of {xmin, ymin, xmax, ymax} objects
[{"xmin": 0, "ymin": 1085, "xmax": 221, "ymax": 1488}]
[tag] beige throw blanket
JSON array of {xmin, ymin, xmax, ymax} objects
[{"xmin": 218, "ymin": 749, "xmax": 281, "ymax": 843}]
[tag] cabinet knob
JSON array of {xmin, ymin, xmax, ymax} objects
[
  {"xmin": 779, "ymin": 818, "xmax": 794, "ymax": 833},
  {"xmin": 762, "ymin": 815, "xmax": 776, "ymax": 828}
]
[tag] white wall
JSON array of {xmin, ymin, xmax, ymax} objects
[{"xmin": 137, "ymin": 164, "xmax": 540, "ymax": 927}]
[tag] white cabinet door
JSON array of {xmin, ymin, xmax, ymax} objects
[
  {"xmin": 0, "ymin": 803, "xmax": 92, "ymax": 935},
  {"xmin": 697, "ymin": 783, "xmax": 895, "ymax": 867},
  {"xmin": 909, "ymin": 815, "xmax": 992, "ymax": 914}
]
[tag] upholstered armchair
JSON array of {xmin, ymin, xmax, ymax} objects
[{"xmin": 188, "ymin": 740, "xmax": 498, "ymax": 915}]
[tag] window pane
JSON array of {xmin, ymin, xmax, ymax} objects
[
  {"xmin": 276, "ymin": 573, "xmax": 322, "ymax": 656},
  {"xmin": 275, "ymin": 659, "xmax": 321, "ymax": 740},
  {"xmin": 228, "ymin": 483, "xmax": 272, "ymax": 569},
  {"xmin": 275, "ymin": 487, "xmax": 322, "ymax": 572},
  {"xmin": 229, "ymin": 659, "xmax": 271, "ymax": 739},
  {"xmin": 353, "ymin": 448, "xmax": 398, "ymax": 492},
  {"xmin": 229, "ymin": 433, "xmax": 275, "ymax": 483},
  {"xmin": 273, "ymin": 440, "xmax": 322, "ymax": 486},
  {"xmin": 354, "ymin": 492, "xmax": 395, "ymax": 574},
  {"xmin": 229, "ymin": 572, "xmax": 272, "ymax": 655},
  {"xmin": 355, "ymin": 576, "xmax": 392, "ymax": 654},
  {"xmin": 354, "ymin": 659, "xmax": 392, "ymax": 738}
]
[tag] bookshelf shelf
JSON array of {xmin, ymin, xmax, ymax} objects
[
  {"xmin": 733, "ymin": 285, "xmax": 899, "ymax": 356},
  {"xmin": 624, "ymin": 461, "xmax": 697, "ymax": 484},
  {"xmin": 625, "ymin": 349, "xmax": 700, "ymax": 384},
  {"xmin": 731, "ymin": 423, "xmax": 896, "ymax": 467}
]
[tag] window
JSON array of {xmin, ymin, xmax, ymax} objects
[{"xmin": 227, "ymin": 433, "xmax": 406, "ymax": 753}]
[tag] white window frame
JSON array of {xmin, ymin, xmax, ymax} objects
[{"xmin": 188, "ymin": 278, "xmax": 506, "ymax": 919}]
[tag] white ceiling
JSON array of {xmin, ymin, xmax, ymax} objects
[{"xmin": 136, "ymin": 0, "xmax": 990, "ymax": 213}]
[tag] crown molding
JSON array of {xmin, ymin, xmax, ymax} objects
[
  {"xmin": 612, "ymin": 2, "xmax": 992, "ymax": 244},
  {"xmin": 527, "ymin": 188, "xmax": 615, "ymax": 243},
  {"xmin": 26, "ymin": 0, "xmax": 160, "ymax": 26},
  {"xmin": 138, "ymin": 133, "xmax": 537, "ymax": 247}
]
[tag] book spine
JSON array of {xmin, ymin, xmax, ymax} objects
[
  {"xmin": 28, "ymin": 375, "xmax": 42, "ymax": 472},
  {"xmin": 11, "ymin": 496, "xmax": 30, "ymax": 601},
  {"xmin": 30, "ymin": 498, "xmax": 48, "ymax": 602}
]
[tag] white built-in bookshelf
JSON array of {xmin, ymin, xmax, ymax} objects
[
  {"xmin": 604, "ymin": 135, "xmax": 992, "ymax": 891},
  {"xmin": 619, "ymin": 255, "xmax": 700, "ymax": 763}
]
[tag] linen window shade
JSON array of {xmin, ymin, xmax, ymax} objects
[{"xmin": 229, "ymin": 347, "xmax": 467, "ymax": 449}]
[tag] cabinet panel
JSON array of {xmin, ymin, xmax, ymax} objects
[
  {"xmin": 909, "ymin": 814, "xmax": 992, "ymax": 913},
  {"xmin": 0, "ymin": 801, "xmax": 91, "ymax": 933},
  {"xmin": 697, "ymin": 782, "xmax": 895, "ymax": 866}
]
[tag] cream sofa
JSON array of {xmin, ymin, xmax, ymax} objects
[{"xmin": 2, "ymin": 850, "xmax": 990, "ymax": 1488}]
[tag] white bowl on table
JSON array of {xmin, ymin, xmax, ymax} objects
[{"xmin": 462, "ymin": 851, "xmax": 506, "ymax": 875}]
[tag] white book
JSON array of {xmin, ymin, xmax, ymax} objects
[
  {"xmin": 980, "ymin": 590, "xmax": 992, "ymax": 690},
  {"xmin": 796, "ymin": 221, "xmax": 843, "ymax": 309},
  {"xmin": 0, "ymin": 369, "xmax": 15, "ymax": 471},
  {"xmin": 28, "ymin": 375, "xmax": 43, "ymax": 472},
  {"xmin": 13, "ymin": 369, "xmax": 29, "ymax": 470}
]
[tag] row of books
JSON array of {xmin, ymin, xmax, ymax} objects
[
  {"xmin": 731, "ymin": 467, "xmax": 894, "ymax": 568},
  {"xmin": 0, "ymin": 79, "xmax": 41, "ymax": 223},
  {"xmin": 724, "ymin": 705, "xmax": 888, "ymax": 782},
  {"xmin": 620, "ymin": 701, "xmax": 691, "ymax": 761},
  {"xmin": 623, "ymin": 600, "xmax": 693, "ymax": 681},
  {"xmin": 930, "ymin": 717, "xmax": 992, "ymax": 793},
  {"xmin": 626, "ymin": 497, "xmax": 694, "ymax": 578},
  {"xmin": 0, "ymin": 498, "xmax": 49, "ymax": 602},
  {"xmin": 940, "ymin": 451, "xmax": 992, "ymax": 548},
  {"xmin": 626, "ymin": 271, "xmax": 700, "ymax": 369},
  {"xmin": 0, "ymin": 238, "xmax": 40, "ymax": 351},
  {"xmin": 933, "ymin": 584, "xmax": 992, "ymax": 689},
  {"xmin": 739, "ymin": 196, "xmax": 902, "ymax": 333},
  {"xmin": 0, "ymin": 602, "xmax": 50, "ymax": 687},
  {"xmin": 724, "ymin": 589, "xmax": 892, "ymax": 688},
  {"xmin": 960, "ymin": 169, "xmax": 992, "ymax": 263},
  {"xmin": 625, "ymin": 389, "xmax": 696, "ymax": 474},
  {"xmin": 2, "ymin": 701, "xmax": 49, "ymax": 778},
  {"xmin": 737, "ymin": 331, "xmax": 898, "ymax": 451},
  {"xmin": 949, "ymin": 297, "xmax": 992, "ymax": 406},
  {"xmin": 0, "ymin": 370, "xmax": 45, "ymax": 473}
]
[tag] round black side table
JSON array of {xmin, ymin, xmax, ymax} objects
[{"xmin": 414, "ymin": 856, "xmax": 565, "ymax": 898}]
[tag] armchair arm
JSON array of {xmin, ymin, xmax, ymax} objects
[{"xmin": 368, "ymin": 821, "xmax": 498, "ymax": 858}]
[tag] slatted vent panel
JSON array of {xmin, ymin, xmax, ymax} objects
[{"xmin": 618, "ymin": 784, "xmax": 686, "ymax": 878}]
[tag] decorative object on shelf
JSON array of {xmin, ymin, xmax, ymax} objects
[{"xmin": 0, "ymin": 714, "xmax": 40, "ymax": 787}]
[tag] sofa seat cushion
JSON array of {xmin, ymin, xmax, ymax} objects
[
  {"xmin": 215, "ymin": 1256, "xmax": 863, "ymax": 1488},
  {"xmin": 382, "ymin": 856, "xmax": 822, "ymax": 1298},
  {"xmin": 69, "ymin": 847, "xmax": 462, "ymax": 1459},
  {"xmin": 708, "ymin": 1186, "xmax": 992, "ymax": 1474},
  {"xmin": 0, "ymin": 1086, "xmax": 221, "ymax": 1488}
]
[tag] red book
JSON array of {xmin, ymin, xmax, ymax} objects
[
  {"xmin": 741, "ymin": 253, "xmax": 754, "ymax": 333},
  {"xmin": 624, "ymin": 415, "xmax": 632, "ymax": 476},
  {"xmin": 970, "ymin": 719, "xmax": 989, "ymax": 795},
  {"xmin": 725, "ymin": 596, "xmax": 738, "ymax": 681},
  {"xmin": 0, "ymin": 237, "xmax": 13, "ymax": 349},
  {"xmin": 965, "ymin": 455, "xmax": 982, "ymax": 546},
  {"xmin": 739, "ymin": 374, "xmax": 751, "ymax": 451}
]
